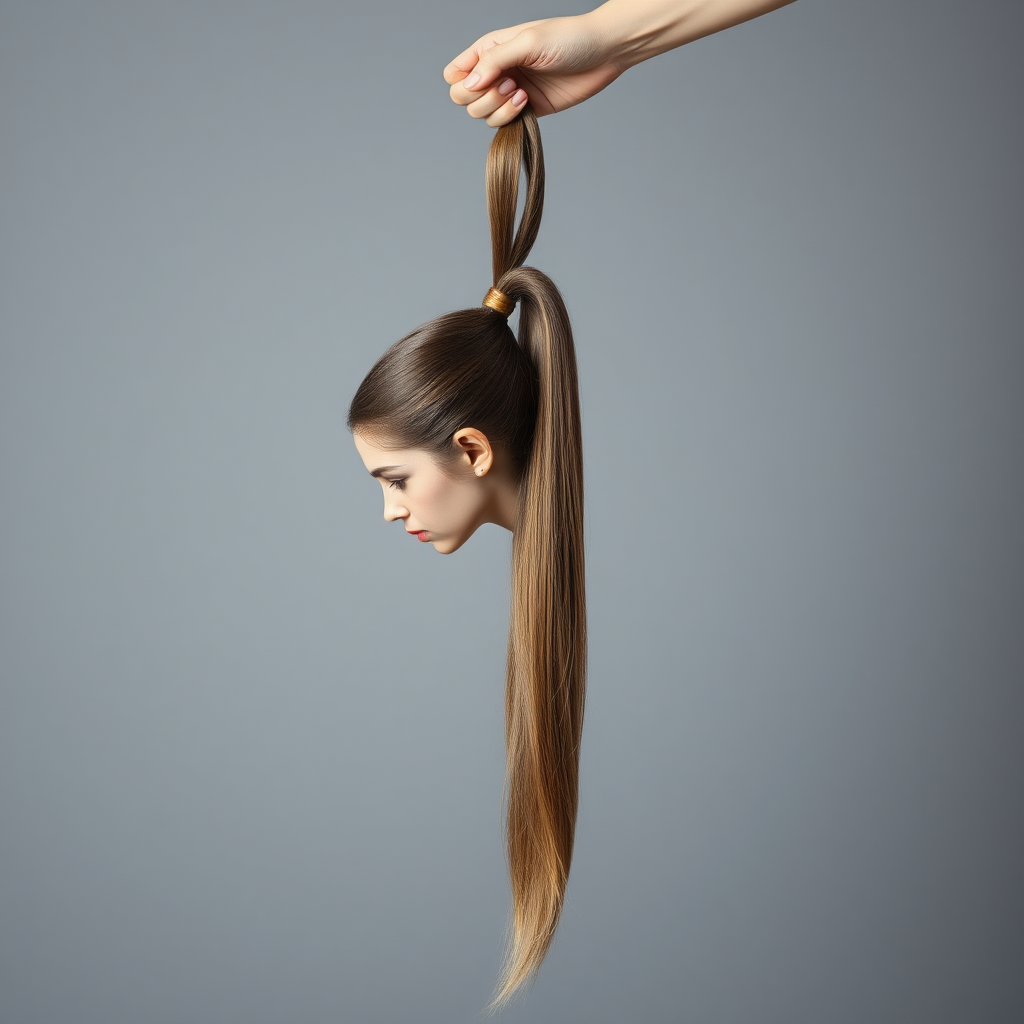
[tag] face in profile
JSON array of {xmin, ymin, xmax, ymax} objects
[{"xmin": 353, "ymin": 430, "xmax": 515, "ymax": 554}]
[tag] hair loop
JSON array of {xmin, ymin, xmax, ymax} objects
[
  {"xmin": 482, "ymin": 287, "xmax": 515, "ymax": 318},
  {"xmin": 487, "ymin": 106, "xmax": 544, "ymax": 285}
]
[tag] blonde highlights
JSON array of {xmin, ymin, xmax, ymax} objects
[{"xmin": 348, "ymin": 109, "xmax": 585, "ymax": 1009}]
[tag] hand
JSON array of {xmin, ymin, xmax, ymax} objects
[{"xmin": 443, "ymin": 15, "xmax": 627, "ymax": 127}]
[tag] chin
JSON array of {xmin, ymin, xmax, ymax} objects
[
  {"xmin": 433, "ymin": 539, "xmax": 461, "ymax": 555},
  {"xmin": 432, "ymin": 530, "xmax": 475, "ymax": 555}
]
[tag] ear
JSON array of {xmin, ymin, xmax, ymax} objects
[{"xmin": 451, "ymin": 427, "xmax": 495, "ymax": 478}]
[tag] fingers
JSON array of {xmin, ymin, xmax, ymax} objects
[
  {"xmin": 465, "ymin": 76, "xmax": 517, "ymax": 117},
  {"xmin": 443, "ymin": 23, "xmax": 545, "ymax": 125},
  {"xmin": 450, "ymin": 75, "xmax": 528, "ymax": 124},
  {"xmin": 483, "ymin": 90, "xmax": 529, "ymax": 128},
  {"xmin": 443, "ymin": 22, "xmax": 540, "ymax": 85},
  {"xmin": 443, "ymin": 41, "xmax": 484, "ymax": 85},
  {"xmin": 465, "ymin": 33, "xmax": 536, "ymax": 94},
  {"xmin": 452, "ymin": 79, "xmax": 529, "ymax": 123},
  {"xmin": 448, "ymin": 74, "xmax": 512, "ymax": 108}
]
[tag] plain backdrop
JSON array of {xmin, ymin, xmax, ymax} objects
[{"xmin": 1, "ymin": 2, "xmax": 1021, "ymax": 1022}]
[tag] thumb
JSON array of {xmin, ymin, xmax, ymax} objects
[{"xmin": 463, "ymin": 30, "xmax": 542, "ymax": 91}]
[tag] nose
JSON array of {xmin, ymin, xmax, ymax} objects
[{"xmin": 383, "ymin": 496, "xmax": 408, "ymax": 523}]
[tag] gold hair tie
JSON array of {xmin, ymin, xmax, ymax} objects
[{"xmin": 482, "ymin": 287, "xmax": 515, "ymax": 318}]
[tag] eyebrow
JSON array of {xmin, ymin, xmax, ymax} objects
[{"xmin": 369, "ymin": 465, "xmax": 404, "ymax": 479}]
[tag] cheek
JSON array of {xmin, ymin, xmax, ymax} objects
[{"xmin": 418, "ymin": 478, "xmax": 478, "ymax": 524}]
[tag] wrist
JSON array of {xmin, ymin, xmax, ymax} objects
[{"xmin": 585, "ymin": 1, "xmax": 695, "ymax": 71}]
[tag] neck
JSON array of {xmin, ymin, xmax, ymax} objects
[{"xmin": 486, "ymin": 466, "xmax": 521, "ymax": 533}]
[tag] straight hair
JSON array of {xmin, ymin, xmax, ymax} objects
[{"xmin": 348, "ymin": 109, "xmax": 585, "ymax": 1009}]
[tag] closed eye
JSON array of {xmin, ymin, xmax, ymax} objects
[{"xmin": 388, "ymin": 479, "xmax": 406, "ymax": 491}]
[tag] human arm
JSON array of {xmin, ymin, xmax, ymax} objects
[{"xmin": 444, "ymin": 0, "xmax": 799, "ymax": 126}]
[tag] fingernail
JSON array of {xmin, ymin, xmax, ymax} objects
[
  {"xmin": 512, "ymin": 89, "xmax": 527, "ymax": 107},
  {"xmin": 498, "ymin": 78, "xmax": 516, "ymax": 96},
  {"xmin": 464, "ymin": 72, "xmax": 481, "ymax": 90}
]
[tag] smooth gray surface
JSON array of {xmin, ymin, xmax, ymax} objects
[{"xmin": 2, "ymin": 1, "xmax": 1022, "ymax": 1022}]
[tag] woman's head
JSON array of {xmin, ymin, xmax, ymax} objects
[{"xmin": 348, "ymin": 306, "xmax": 537, "ymax": 552}]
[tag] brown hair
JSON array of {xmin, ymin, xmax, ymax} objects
[{"xmin": 347, "ymin": 109, "xmax": 585, "ymax": 1009}]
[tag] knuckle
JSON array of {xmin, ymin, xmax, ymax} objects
[{"xmin": 517, "ymin": 26, "xmax": 542, "ymax": 51}]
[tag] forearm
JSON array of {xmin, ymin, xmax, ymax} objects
[{"xmin": 584, "ymin": 0, "xmax": 798, "ymax": 70}]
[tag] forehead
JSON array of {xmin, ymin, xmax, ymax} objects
[{"xmin": 352, "ymin": 432, "xmax": 430, "ymax": 474}]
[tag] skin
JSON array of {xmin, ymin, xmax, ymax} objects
[
  {"xmin": 353, "ymin": 427, "xmax": 520, "ymax": 554},
  {"xmin": 444, "ymin": 0, "xmax": 799, "ymax": 127}
]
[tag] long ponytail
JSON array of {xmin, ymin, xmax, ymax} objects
[
  {"xmin": 347, "ymin": 108, "xmax": 585, "ymax": 1009},
  {"xmin": 486, "ymin": 111, "xmax": 587, "ymax": 1009}
]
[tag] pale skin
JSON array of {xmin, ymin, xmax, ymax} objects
[
  {"xmin": 353, "ymin": 429, "xmax": 520, "ymax": 554},
  {"xmin": 444, "ymin": 0, "xmax": 799, "ymax": 127}
]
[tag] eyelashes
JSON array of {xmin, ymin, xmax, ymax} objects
[{"xmin": 387, "ymin": 479, "xmax": 407, "ymax": 491}]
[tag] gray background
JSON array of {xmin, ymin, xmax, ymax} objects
[{"xmin": 1, "ymin": 1, "xmax": 1021, "ymax": 1022}]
